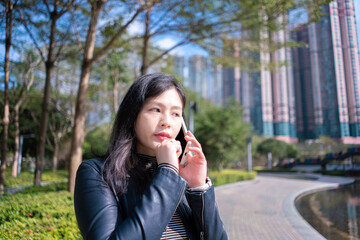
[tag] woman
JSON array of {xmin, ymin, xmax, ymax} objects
[{"xmin": 74, "ymin": 73, "xmax": 227, "ymax": 240}]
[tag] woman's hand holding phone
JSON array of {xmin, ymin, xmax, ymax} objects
[{"xmin": 179, "ymin": 131, "xmax": 207, "ymax": 188}]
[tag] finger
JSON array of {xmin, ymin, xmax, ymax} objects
[
  {"xmin": 188, "ymin": 147, "xmax": 206, "ymax": 160},
  {"xmin": 175, "ymin": 141, "xmax": 182, "ymax": 157},
  {"xmin": 185, "ymin": 133, "xmax": 202, "ymax": 150}
]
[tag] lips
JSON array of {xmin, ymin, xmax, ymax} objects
[{"xmin": 155, "ymin": 132, "xmax": 171, "ymax": 141}]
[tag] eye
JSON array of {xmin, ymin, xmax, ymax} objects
[
  {"xmin": 172, "ymin": 112, "xmax": 181, "ymax": 117},
  {"xmin": 149, "ymin": 108, "xmax": 160, "ymax": 112}
]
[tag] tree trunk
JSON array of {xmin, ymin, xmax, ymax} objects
[
  {"xmin": 113, "ymin": 79, "xmax": 119, "ymax": 113},
  {"xmin": 140, "ymin": 9, "xmax": 150, "ymax": 75},
  {"xmin": 34, "ymin": 9, "xmax": 57, "ymax": 186},
  {"xmin": 68, "ymin": 1, "xmax": 103, "ymax": 193},
  {"xmin": 11, "ymin": 102, "xmax": 20, "ymax": 177},
  {"xmin": 68, "ymin": 0, "xmax": 143, "ymax": 192},
  {"xmin": 52, "ymin": 139, "xmax": 59, "ymax": 172},
  {"xmin": 1, "ymin": 0, "xmax": 13, "ymax": 195}
]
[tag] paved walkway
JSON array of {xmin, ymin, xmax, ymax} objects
[{"xmin": 215, "ymin": 173, "xmax": 355, "ymax": 240}]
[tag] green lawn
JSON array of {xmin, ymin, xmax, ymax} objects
[{"xmin": 5, "ymin": 169, "xmax": 68, "ymax": 187}]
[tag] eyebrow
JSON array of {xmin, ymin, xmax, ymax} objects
[{"xmin": 146, "ymin": 100, "xmax": 182, "ymax": 110}]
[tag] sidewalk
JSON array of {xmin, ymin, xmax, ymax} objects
[{"xmin": 215, "ymin": 173, "xmax": 354, "ymax": 240}]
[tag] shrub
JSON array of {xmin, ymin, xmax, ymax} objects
[
  {"xmin": 0, "ymin": 183, "xmax": 81, "ymax": 239},
  {"xmin": 209, "ymin": 169, "xmax": 256, "ymax": 186}
]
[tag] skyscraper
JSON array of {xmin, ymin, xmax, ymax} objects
[
  {"xmin": 173, "ymin": 55, "xmax": 186, "ymax": 81},
  {"xmin": 222, "ymin": 19, "xmax": 297, "ymax": 143},
  {"xmin": 293, "ymin": 0, "xmax": 360, "ymax": 143},
  {"xmin": 188, "ymin": 55, "xmax": 223, "ymax": 105}
]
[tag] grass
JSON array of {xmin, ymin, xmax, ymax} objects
[{"xmin": 5, "ymin": 169, "xmax": 68, "ymax": 188}]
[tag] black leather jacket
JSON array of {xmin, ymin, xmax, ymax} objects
[{"xmin": 74, "ymin": 158, "xmax": 228, "ymax": 240}]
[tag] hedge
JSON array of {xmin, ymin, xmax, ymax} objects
[
  {"xmin": 0, "ymin": 183, "xmax": 81, "ymax": 240},
  {"xmin": 209, "ymin": 169, "xmax": 256, "ymax": 186}
]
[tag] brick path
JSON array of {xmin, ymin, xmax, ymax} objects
[{"xmin": 215, "ymin": 173, "xmax": 354, "ymax": 240}]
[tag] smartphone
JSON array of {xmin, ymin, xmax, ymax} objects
[{"xmin": 176, "ymin": 117, "xmax": 194, "ymax": 166}]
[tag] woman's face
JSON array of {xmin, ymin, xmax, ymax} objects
[{"xmin": 135, "ymin": 87, "xmax": 183, "ymax": 156}]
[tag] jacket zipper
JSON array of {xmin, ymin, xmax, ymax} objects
[
  {"xmin": 173, "ymin": 183, "xmax": 187, "ymax": 217},
  {"xmin": 200, "ymin": 192, "xmax": 205, "ymax": 240}
]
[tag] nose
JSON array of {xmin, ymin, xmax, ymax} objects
[{"xmin": 160, "ymin": 113, "xmax": 172, "ymax": 128}]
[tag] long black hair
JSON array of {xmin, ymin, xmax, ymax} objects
[{"xmin": 102, "ymin": 73, "xmax": 186, "ymax": 194}]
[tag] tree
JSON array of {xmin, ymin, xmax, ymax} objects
[
  {"xmin": 95, "ymin": 22, "xmax": 133, "ymax": 116},
  {"xmin": 1, "ymin": 0, "xmax": 13, "ymax": 195},
  {"xmin": 10, "ymin": 50, "xmax": 41, "ymax": 177},
  {"xmin": 18, "ymin": 0, "xmax": 78, "ymax": 186},
  {"xmin": 257, "ymin": 138, "xmax": 298, "ymax": 163},
  {"xmin": 195, "ymin": 100, "xmax": 250, "ymax": 169},
  {"xmin": 47, "ymin": 95, "xmax": 74, "ymax": 171},
  {"xmin": 137, "ymin": 0, "xmax": 239, "ymax": 75},
  {"xmin": 68, "ymin": 0, "xmax": 144, "ymax": 192}
]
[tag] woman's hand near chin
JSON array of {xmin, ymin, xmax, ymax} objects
[
  {"xmin": 155, "ymin": 139, "xmax": 182, "ymax": 169},
  {"xmin": 179, "ymin": 131, "xmax": 207, "ymax": 188}
]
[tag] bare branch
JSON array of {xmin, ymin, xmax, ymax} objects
[
  {"xmin": 150, "ymin": 0, "xmax": 185, "ymax": 32},
  {"xmin": 91, "ymin": 6, "xmax": 144, "ymax": 65},
  {"xmin": 148, "ymin": 38, "xmax": 189, "ymax": 67},
  {"xmin": 18, "ymin": 10, "xmax": 46, "ymax": 62},
  {"xmin": 71, "ymin": 9, "xmax": 83, "ymax": 50},
  {"xmin": 43, "ymin": 0, "xmax": 51, "ymax": 16}
]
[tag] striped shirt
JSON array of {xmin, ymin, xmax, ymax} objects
[{"xmin": 160, "ymin": 209, "xmax": 188, "ymax": 240}]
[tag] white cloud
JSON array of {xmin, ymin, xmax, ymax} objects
[
  {"xmin": 155, "ymin": 37, "xmax": 178, "ymax": 49},
  {"xmin": 127, "ymin": 21, "xmax": 144, "ymax": 36},
  {"xmin": 154, "ymin": 36, "xmax": 209, "ymax": 57},
  {"xmin": 154, "ymin": 37, "xmax": 185, "ymax": 55}
]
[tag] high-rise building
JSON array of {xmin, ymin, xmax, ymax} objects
[
  {"xmin": 222, "ymin": 19, "xmax": 297, "ymax": 143},
  {"xmin": 173, "ymin": 55, "xmax": 186, "ymax": 81},
  {"xmin": 188, "ymin": 55, "xmax": 223, "ymax": 105},
  {"xmin": 292, "ymin": 0, "xmax": 360, "ymax": 143}
]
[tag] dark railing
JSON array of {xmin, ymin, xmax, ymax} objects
[{"xmin": 278, "ymin": 146, "xmax": 360, "ymax": 171}]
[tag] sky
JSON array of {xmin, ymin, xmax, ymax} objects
[{"xmin": 127, "ymin": 21, "xmax": 209, "ymax": 57}]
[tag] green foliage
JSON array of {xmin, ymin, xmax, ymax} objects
[
  {"xmin": 83, "ymin": 124, "xmax": 111, "ymax": 159},
  {"xmin": 209, "ymin": 169, "xmax": 256, "ymax": 186},
  {"xmin": 257, "ymin": 138, "xmax": 299, "ymax": 161},
  {"xmin": 0, "ymin": 184, "xmax": 81, "ymax": 239},
  {"xmin": 296, "ymin": 136, "xmax": 356, "ymax": 159},
  {"xmin": 195, "ymin": 100, "xmax": 251, "ymax": 169}
]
